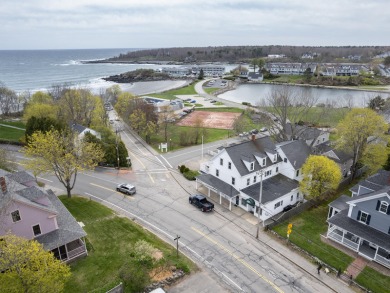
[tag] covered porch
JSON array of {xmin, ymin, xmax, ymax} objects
[
  {"xmin": 327, "ymin": 221, "xmax": 390, "ymax": 269},
  {"xmin": 51, "ymin": 238, "xmax": 88, "ymax": 263},
  {"xmin": 196, "ymin": 174, "xmax": 239, "ymax": 210}
]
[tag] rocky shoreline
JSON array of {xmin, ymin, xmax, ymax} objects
[{"xmin": 102, "ymin": 68, "xmax": 189, "ymax": 83}]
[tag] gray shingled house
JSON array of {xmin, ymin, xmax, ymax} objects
[{"xmin": 326, "ymin": 170, "xmax": 390, "ymax": 269}]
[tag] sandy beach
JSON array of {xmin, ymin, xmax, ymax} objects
[{"xmin": 120, "ymin": 80, "xmax": 190, "ymax": 95}]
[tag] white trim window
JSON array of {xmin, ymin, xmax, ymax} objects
[
  {"xmin": 228, "ymin": 162, "xmax": 232, "ymax": 169},
  {"xmin": 357, "ymin": 211, "xmax": 371, "ymax": 225},
  {"xmin": 379, "ymin": 201, "xmax": 389, "ymax": 213},
  {"xmin": 250, "ymin": 162, "xmax": 254, "ymax": 171},
  {"xmin": 220, "ymin": 158, "xmax": 223, "ymax": 166},
  {"xmin": 216, "ymin": 169, "xmax": 219, "ymax": 177},
  {"xmin": 232, "ymin": 177, "xmax": 236, "ymax": 185},
  {"xmin": 247, "ymin": 178, "xmax": 250, "ymax": 186},
  {"xmin": 274, "ymin": 200, "xmax": 283, "ymax": 209},
  {"xmin": 11, "ymin": 210, "xmax": 21, "ymax": 222}
]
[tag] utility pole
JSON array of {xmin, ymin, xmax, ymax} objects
[
  {"xmin": 115, "ymin": 128, "xmax": 120, "ymax": 171},
  {"xmin": 256, "ymin": 170, "xmax": 264, "ymax": 239},
  {"xmin": 174, "ymin": 235, "xmax": 180, "ymax": 257}
]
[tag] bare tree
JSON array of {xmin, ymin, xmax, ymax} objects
[
  {"xmin": 259, "ymin": 85, "xmax": 322, "ymax": 142},
  {"xmin": 159, "ymin": 105, "xmax": 176, "ymax": 142},
  {"xmin": 0, "ymin": 84, "xmax": 18, "ymax": 115}
]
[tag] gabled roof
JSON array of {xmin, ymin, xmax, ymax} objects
[
  {"xmin": 347, "ymin": 187, "xmax": 390, "ymax": 204},
  {"xmin": 284, "ymin": 124, "xmax": 325, "ymax": 140},
  {"xmin": 277, "ymin": 140, "xmax": 311, "ymax": 170},
  {"xmin": 329, "ymin": 194, "xmax": 350, "ymax": 211},
  {"xmin": 241, "ymin": 174, "xmax": 299, "ymax": 204},
  {"xmin": 35, "ymin": 190, "xmax": 87, "ymax": 250},
  {"xmin": 6, "ymin": 171, "xmax": 35, "ymax": 185},
  {"xmin": 70, "ymin": 123, "xmax": 87, "ymax": 134},
  {"xmin": 196, "ymin": 174, "xmax": 239, "ymax": 198},
  {"xmin": 314, "ymin": 142, "xmax": 353, "ymax": 164},
  {"xmin": 327, "ymin": 209, "xmax": 390, "ymax": 251},
  {"xmin": 224, "ymin": 137, "xmax": 280, "ymax": 176},
  {"xmin": 350, "ymin": 170, "xmax": 390, "ymax": 194}
]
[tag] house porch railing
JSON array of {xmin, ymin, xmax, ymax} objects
[
  {"xmin": 327, "ymin": 227, "xmax": 359, "ymax": 251},
  {"xmin": 67, "ymin": 245, "xmax": 87, "ymax": 261},
  {"xmin": 374, "ymin": 254, "xmax": 390, "ymax": 269}
]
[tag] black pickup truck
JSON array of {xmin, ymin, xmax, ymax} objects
[{"xmin": 189, "ymin": 194, "xmax": 214, "ymax": 212}]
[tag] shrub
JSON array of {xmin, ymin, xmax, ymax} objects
[
  {"xmin": 119, "ymin": 261, "xmax": 151, "ymax": 292},
  {"xmin": 179, "ymin": 165, "xmax": 186, "ymax": 173},
  {"xmin": 183, "ymin": 170, "xmax": 199, "ymax": 180}
]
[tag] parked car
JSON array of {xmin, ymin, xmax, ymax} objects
[
  {"xmin": 189, "ymin": 194, "xmax": 214, "ymax": 212},
  {"xmin": 116, "ymin": 183, "xmax": 136, "ymax": 195},
  {"xmin": 210, "ymin": 100, "xmax": 217, "ymax": 103},
  {"xmin": 250, "ymin": 129, "xmax": 259, "ymax": 134},
  {"xmin": 190, "ymin": 100, "xmax": 196, "ymax": 103},
  {"xmin": 283, "ymin": 205, "xmax": 293, "ymax": 212},
  {"xmin": 260, "ymin": 127, "xmax": 268, "ymax": 132}
]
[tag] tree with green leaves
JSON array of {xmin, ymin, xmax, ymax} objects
[
  {"xmin": 0, "ymin": 234, "xmax": 71, "ymax": 293},
  {"xmin": 300, "ymin": 155, "xmax": 342, "ymax": 200},
  {"xmin": 25, "ymin": 116, "xmax": 64, "ymax": 143},
  {"xmin": 368, "ymin": 95, "xmax": 385, "ymax": 111},
  {"xmin": 336, "ymin": 108, "xmax": 388, "ymax": 179},
  {"xmin": 361, "ymin": 143, "xmax": 389, "ymax": 175},
  {"xmin": 24, "ymin": 129, "xmax": 104, "ymax": 198}
]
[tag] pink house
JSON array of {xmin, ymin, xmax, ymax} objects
[{"xmin": 0, "ymin": 170, "xmax": 87, "ymax": 263}]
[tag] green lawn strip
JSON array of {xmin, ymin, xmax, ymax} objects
[
  {"xmin": 272, "ymin": 205, "xmax": 353, "ymax": 271},
  {"xmin": 0, "ymin": 125, "xmax": 25, "ymax": 142},
  {"xmin": 203, "ymin": 87, "xmax": 219, "ymax": 94},
  {"xmin": 163, "ymin": 83, "xmax": 197, "ymax": 95},
  {"xmin": 355, "ymin": 267, "xmax": 390, "ymax": 293},
  {"xmin": 60, "ymin": 196, "xmax": 196, "ymax": 293},
  {"xmin": 0, "ymin": 120, "xmax": 26, "ymax": 129}
]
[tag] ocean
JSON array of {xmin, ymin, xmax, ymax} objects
[{"xmin": 0, "ymin": 48, "xmax": 185, "ymax": 94}]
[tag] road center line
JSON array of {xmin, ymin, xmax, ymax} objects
[{"xmin": 192, "ymin": 226, "xmax": 284, "ymax": 293}]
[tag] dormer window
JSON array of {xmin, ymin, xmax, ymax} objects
[
  {"xmin": 377, "ymin": 201, "xmax": 389, "ymax": 214},
  {"xmin": 250, "ymin": 162, "xmax": 254, "ymax": 171},
  {"xmin": 273, "ymin": 154, "xmax": 277, "ymax": 162},
  {"xmin": 262, "ymin": 158, "xmax": 266, "ymax": 166}
]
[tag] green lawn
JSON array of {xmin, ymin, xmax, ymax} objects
[
  {"xmin": 355, "ymin": 267, "xmax": 390, "ymax": 293},
  {"xmin": 150, "ymin": 125, "xmax": 232, "ymax": 152},
  {"xmin": 60, "ymin": 196, "xmax": 197, "ymax": 293},
  {"xmin": 272, "ymin": 205, "xmax": 353, "ymax": 271},
  {"xmin": 0, "ymin": 120, "xmax": 26, "ymax": 142},
  {"xmin": 262, "ymin": 107, "xmax": 350, "ymax": 128},
  {"xmin": 203, "ymin": 87, "xmax": 219, "ymax": 94}
]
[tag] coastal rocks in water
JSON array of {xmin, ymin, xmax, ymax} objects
[{"xmin": 103, "ymin": 69, "xmax": 172, "ymax": 83}]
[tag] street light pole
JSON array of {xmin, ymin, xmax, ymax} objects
[
  {"xmin": 256, "ymin": 170, "xmax": 264, "ymax": 239},
  {"xmin": 201, "ymin": 135, "xmax": 204, "ymax": 160}
]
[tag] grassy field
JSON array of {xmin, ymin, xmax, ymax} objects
[
  {"xmin": 263, "ymin": 106, "xmax": 350, "ymax": 128},
  {"xmin": 148, "ymin": 83, "xmax": 198, "ymax": 100},
  {"xmin": 60, "ymin": 196, "xmax": 197, "ymax": 293},
  {"xmin": 272, "ymin": 204, "xmax": 354, "ymax": 271},
  {"xmin": 0, "ymin": 120, "xmax": 26, "ymax": 142},
  {"xmin": 203, "ymin": 87, "xmax": 219, "ymax": 94},
  {"xmin": 355, "ymin": 267, "xmax": 390, "ymax": 293},
  {"xmin": 150, "ymin": 124, "xmax": 233, "ymax": 151}
]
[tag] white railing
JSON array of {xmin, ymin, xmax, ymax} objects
[
  {"xmin": 328, "ymin": 230, "xmax": 343, "ymax": 242},
  {"xmin": 67, "ymin": 245, "xmax": 87, "ymax": 260},
  {"xmin": 342, "ymin": 237, "xmax": 359, "ymax": 251},
  {"xmin": 375, "ymin": 254, "xmax": 390, "ymax": 269}
]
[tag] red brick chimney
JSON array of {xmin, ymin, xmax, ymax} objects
[{"xmin": 0, "ymin": 177, "xmax": 6, "ymax": 194}]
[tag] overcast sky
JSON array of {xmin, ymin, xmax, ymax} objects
[{"xmin": 1, "ymin": 0, "xmax": 389, "ymax": 50}]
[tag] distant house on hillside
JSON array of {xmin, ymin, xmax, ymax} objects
[
  {"xmin": 0, "ymin": 169, "xmax": 87, "ymax": 263},
  {"xmin": 247, "ymin": 72, "xmax": 264, "ymax": 82}
]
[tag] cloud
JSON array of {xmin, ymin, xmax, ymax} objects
[{"xmin": 1, "ymin": 0, "xmax": 389, "ymax": 49}]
